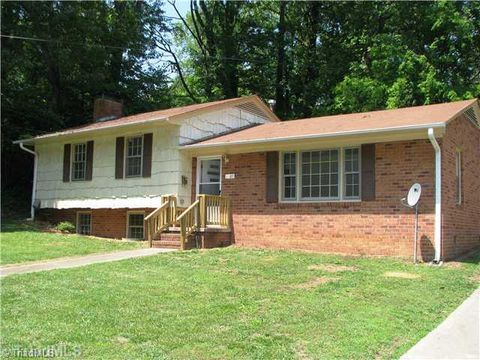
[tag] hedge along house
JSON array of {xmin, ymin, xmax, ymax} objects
[
  {"xmin": 15, "ymin": 95, "xmax": 279, "ymax": 247},
  {"xmin": 182, "ymin": 98, "xmax": 480, "ymax": 262},
  {"xmin": 17, "ymin": 97, "xmax": 479, "ymax": 260}
]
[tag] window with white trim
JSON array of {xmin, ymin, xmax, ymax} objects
[
  {"xmin": 77, "ymin": 212, "xmax": 91, "ymax": 235},
  {"xmin": 282, "ymin": 152, "xmax": 297, "ymax": 200},
  {"xmin": 126, "ymin": 136, "xmax": 143, "ymax": 177},
  {"xmin": 456, "ymin": 150, "xmax": 462, "ymax": 205},
  {"xmin": 344, "ymin": 148, "xmax": 360, "ymax": 198},
  {"xmin": 72, "ymin": 143, "xmax": 87, "ymax": 181},
  {"xmin": 301, "ymin": 150, "xmax": 339, "ymax": 199},
  {"xmin": 281, "ymin": 147, "xmax": 360, "ymax": 201},
  {"xmin": 128, "ymin": 213, "xmax": 144, "ymax": 239}
]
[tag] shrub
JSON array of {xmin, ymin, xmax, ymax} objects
[{"xmin": 55, "ymin": 221, "xmax": 76, "ymax": 233}]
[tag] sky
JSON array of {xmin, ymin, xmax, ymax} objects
[{"xmin": 164, "ymin": 0, "xmax": 190, "ymax": 20}]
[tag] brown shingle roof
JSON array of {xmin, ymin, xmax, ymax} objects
[
  {"xmin": 185, "ymin": 99, "xmax": 478, "ymax": 148},
  {"xmin": 16, "ymin": 95, "xmax": 278, "ymax": 143}
]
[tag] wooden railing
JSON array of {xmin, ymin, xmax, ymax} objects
[
  {"xmin": 146, "ymin": 194, "xmax": 232, "ymax": 249},
  {"xmin": 197, "ymin": 194, "xmax": 231, "ymax": 229},
  {"xmin": 177, "ymin": 199, "xmax": 200, "ymax": 250},
  {"xmin": 144, "ymin": 195, "xmax": 177, "ymax": 247}
]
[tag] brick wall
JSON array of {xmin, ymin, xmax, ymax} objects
[
  {"xmin": 194, "ymin": 139, "xmax": 437, "ymax": 259},
  {"xmin": 441, "ymin": 114, "xmax": 480, "ymax": 259},
  {"xmin": 38, "ymin": 208, "xmax": 155, "ymax": 239}
]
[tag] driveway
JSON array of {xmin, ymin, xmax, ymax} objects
[
  {"xmin": 0, "ymin": 248, "xmax": 175, "ymax": 277},
  {"xmin": 401, "ymin": 288, "xmax": 480, "ymax": 360}
]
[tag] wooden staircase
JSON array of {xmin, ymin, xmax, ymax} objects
[{"xmin": 145, "ymin": 194, "xmax": 231, "ymax": 250}]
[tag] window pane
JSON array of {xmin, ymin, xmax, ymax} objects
[
  {"xmin": 126, "ymin": 136, "xmax": 143, "ymax": 177},
  {"xmin": 301, "ymin": 150, "xmax": 339, "ymax": 199},
  {"xmin": 128, "ymin": 214, "xmax": 144, "ymax": 239},
  {"xmin": 77, "ymin": 213, "xmax": 91, "ymax": 235},
  {"xmin": 282, "ymin": 153, "xmax": 297, "ymax": 200},
  {"xmin": 344, "ymin": 148, "xmax": 360, "ymax": 198},
  {"xmin": 199, "ymin": 183, "xmax": 221, "ymax": 195},
  {"xmin": 72, "ymin": 143, "xmax": 86, "ymax": 180}
]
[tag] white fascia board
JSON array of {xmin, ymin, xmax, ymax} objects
[
  {"xmin": 182, "ymin": 123, "xmax": 447, "ymax": 150},
  {"xmin": 13, "ymin": 116, "xmax": 175, "ymax": 145}
]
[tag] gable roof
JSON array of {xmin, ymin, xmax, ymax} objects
[
  {"xmin": 184, "ymin": 99, "xmax": 478, "ymax": 149},
  {"xmin": 15, "ymin": 95, "xmax": 279, "ymax": 144}
]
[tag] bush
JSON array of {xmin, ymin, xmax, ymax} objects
[{"xmin": 55, "ymin": 221, "xmax": 76, "ymax": 233}]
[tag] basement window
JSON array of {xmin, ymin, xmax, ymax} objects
[
  {"xmin": 125, "ymin": 136, "xmax": 143, "ymax": 177},
  {"xmin": 72, "ymin": 143, "xmax": 87, "ymax": 181},
  {"xmin": 456, "ymin": 150, "xmax": 462, "ymax": 205},
  {"xmin": 127, "ymin": 212, "xmax": 144, "ymax": 240},
  {"xmin": 77, "ymin": 212, "xmax": 91, "ymax": 235}
]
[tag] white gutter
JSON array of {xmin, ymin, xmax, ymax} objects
[
  {"xmin": 183, "ymin": 122, "xmax": 446, "ymax": 149},
  {"xmin": 18, "ymin": 142, "xmax": 38, "ymax": 220},
  {"xmin": 428, "ymin": 128, "xmax": 442, "ymax": 263}
]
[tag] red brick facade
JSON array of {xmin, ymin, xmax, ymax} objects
[
  {"xmin": 441, "ymin": 115, "xmax": 480, "ymax": 258},
  {"xmin": 195, "ymin": 139, "xmax": 437, "ymax": 259},
  {"xmin": 38, "ymin": 208, "xmax": 155, "ymax": 239}
]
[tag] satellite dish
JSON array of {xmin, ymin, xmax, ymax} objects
[{"xmin": 407, "ymin": 183, "xmax": 422, "ymax": 207}]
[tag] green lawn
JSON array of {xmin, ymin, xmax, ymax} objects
[
  {"xmin": 1, "ymin": 248, "xmax": 478, "ymax": 359},
  {"xmin": 0, "ymin": 220, "xmax": 144, "ymax": 265}
]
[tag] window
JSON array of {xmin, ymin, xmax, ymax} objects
[
  {"xmin": 456, "ymin": 150, "xmax": 462, "ymax": 205},
  {"xmin": 128, "ymin": 213, "xmax": 144, "ymax": 239},
  {"xmin": 281, "ymin": 147, "xmax": 360, "ymax": 201},
  {"xmin": 282, "ymin": 152, "xmax": 297, "ymax": 200},
  {"xmin": 344, "ymin": 148, "xmax": 360, "ymax": 198},
  {"xmin": 72, "ymin": 143, "xmax": 87, "ymax": 181},
  {"xmin": 77, "ymin": 212, "xmax": 91, "ymax": 235},
  {"xmin": 301, "ymin": 150, "xmax": 339, "ymax": 199},
  {"xmin": 126, "ymin": 136, "xmax": 143, "ymax": 177}
]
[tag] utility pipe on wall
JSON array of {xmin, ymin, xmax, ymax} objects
[
  {"xmin": 18, "ymin": 142, "xmax": 38, "ymax": 220},
  {"xmin": 427, "ymin": 128, "xmax": 442, "ymax": 263}
]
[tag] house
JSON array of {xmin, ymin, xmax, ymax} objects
[{"xmin": 16, "ymin": 96, "xmax": 480, "ymax": 261}]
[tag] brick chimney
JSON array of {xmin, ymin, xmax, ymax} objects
[{"xmin": 93, "ymin": 97, "xmax": 123, "ymax": 122}]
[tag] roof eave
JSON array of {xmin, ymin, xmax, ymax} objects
[{"xmin": 181, "ymin": 123, "xmax": 447, "ymax": 152}]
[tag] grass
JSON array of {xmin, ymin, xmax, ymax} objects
[
  {"xmin": 0, "ymin": 220, "xmax": 144, "ymax": 265},
  {"xmin": 1, "ymin": 247, "xmax": 478, "ymax": 359}
]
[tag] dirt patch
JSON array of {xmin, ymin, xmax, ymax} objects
[
  {"xmin": 384, "ymin": 271, "xmax": 420, "ymax": 279},
  {"xmin": 291, "ymin": 277, "xmax": 339, "ymax": 289},
  {"xmin": 308, "ymin": 264, "xmax": 357, "ymax": 273},
  {"xmin": 444, "ymin": 262, "xmax": 464, "ymax": 269},
  {"xmin": 469, "ymin": 273, "xmax": 480, "ymax": 283}
]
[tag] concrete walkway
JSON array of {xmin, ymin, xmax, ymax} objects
[
  {"xmin": 0, "ymin": 248, "xmax": 175, "ymax": 277},
  {"xmin": 401, "ymin": 288, "xmax": 480, "ymax": 360}
]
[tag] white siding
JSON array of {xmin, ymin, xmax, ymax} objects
[
  {"xmin": 35, "ymin": 106, "xmax": 266, "ymax": 209},
  {"xmin": 178, "ymin": 107, "xmax": 267, "ymax": 145}
]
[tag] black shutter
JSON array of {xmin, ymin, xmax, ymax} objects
[
  {"xmin": 85, "ymin": 141, "xmax": 94, "ymax": 181},
  {"xmin": 142, "ymin": 133, "xmax": 153, "ymax": 178},
  {"xmin": 266, "ymin": 151, "xmax": 279, "ymax": 203},
  {"xmin": 63, "ymin": 144, "xmax": 71, "ymax": 182},
  {"xmin": 361, "ymin": 144, "xmax": 376, "ymax": 201},
  {"xmin": 115, "ymin": 137, "xmax": 124, "ymax": 179}
]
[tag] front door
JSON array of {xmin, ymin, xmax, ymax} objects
[{"xmin": 197, "ymin": 157, "xmax": 221, "ymax": 195}]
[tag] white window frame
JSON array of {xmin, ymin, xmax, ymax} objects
[
  {"xmin": 126, "ymin": 211, "xmax": 145, "ymax": 240},
  {"xmin": 76, "ymin": 211, "xmax": 92, "ymax": 235},
  {"xmin": 125, "ymin": 135, "xmax": 144, "ymax": 178},
  {"xmin": 343, "ymin": 147, "xmax": 361, "ymax": 200},
  {"xmin": 455, "ymin": 149, "xmax": 462, "ymax": 205},
  {"xmin": 71, "ymin": 142, "xmax": 87, "ymax": 181},
  {"xmin": 281, "ymin": 152, "xmax": 298, "ymax": 201},
  {"xmin": 196, "ymin": 155, "xmax": 222, "ymax": 195},
  {"xmin": 279, "ymin": 146, "xmax": 361, "ymax": 203}
]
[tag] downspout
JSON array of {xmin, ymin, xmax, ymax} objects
[
  {"xmin": 427, "ymin": 128, "xmax": 442, "ymax": 263},
  {"xmin": 18, "ymin": 142, "xmax": 37, "ymax": 220}
]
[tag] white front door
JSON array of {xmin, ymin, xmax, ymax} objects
[{"xmin": 197, "ymin": 157, "xmax": 222, "ymax": 195}]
